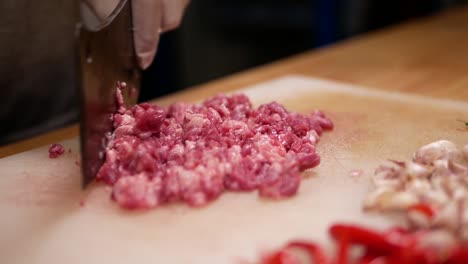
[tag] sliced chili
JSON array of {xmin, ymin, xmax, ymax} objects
[
  {"xmin": 408, "ymin": 203, "xmax": 436, "ymax": 219},
  {"xmin": 330, "ymin": 224, "xmax": 403, "ymax": 254},
  {"xmin": 261, "ymin": 241, "xmax": 328, "ymax": 264},
  {"xmin": 445, "ymin": 246, "xmax": 468, "ymax": 264},
  {"xmin": 257, "ymin": 224, "xmax": 467, "ymax": 264}
]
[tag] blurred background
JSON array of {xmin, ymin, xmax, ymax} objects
[
  {"xmin": 139, "ymin": 0, "xmax": 468, "ymax": 101},
  {"xmin": 1, "ymin": 0, "xmax": 467, "ymax": 145}
]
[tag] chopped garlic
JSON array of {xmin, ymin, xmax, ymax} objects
[{"xmin": 364, "ymin": 140, "xmax": 468, "ymax": 240}]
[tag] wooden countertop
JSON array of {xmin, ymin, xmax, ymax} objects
[{"xmin": 1, "ymin": 5, "xmax": 468, "ymax": 158}]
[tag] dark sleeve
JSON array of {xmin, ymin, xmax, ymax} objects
[{"xmin": 0, "ymin": 1, "xmax": 80, "ymax": 145}]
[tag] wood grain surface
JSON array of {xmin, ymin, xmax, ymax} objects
[{"xmin": 1, "ymin": 5, "xmax": 468, "ymax": 157}]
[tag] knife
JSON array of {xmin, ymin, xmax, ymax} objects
[{"xmin": 78, "ymin": 0, "xmax": 141, "ymax": 188}]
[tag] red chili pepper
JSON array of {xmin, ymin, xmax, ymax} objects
[
  {"xmin": 258, "ymin": 224, "xmax": 466, "ymax": 264},
  {"xmin": 261, "ymin": 249, "xmax": 299, "ymax": 264},
  {"xmin": 287, "ymin": 241, "xmax": 329, "ymax": 264},
  {"xmin": 408, "ymin": 203, "xmax": 436, "ymax": 219},
  {"xmin": 445, "ymin": 246, "xmax": 468, "ymax": 264},
  {"xmin": 335, "ymin": 235, "xmax": 349, "ymax": 264},
  {"xmin": 261, "ymin": 241, "xmax": 329, "ymax": 264},
  {"xmin": 356, "ymin": 253, "xmax": 381, "ymax": 264},
  {"xmin": 330, "ymin": 224, "xmax": 404, "ymax": 254},
  {"xmin": 382, "ymin": 229, "xmax": 440, "ymax": 264}
]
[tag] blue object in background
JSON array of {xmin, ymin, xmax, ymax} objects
[{"xmin": 316, "ymin": 0, "xmax": 340, "ymax": 46}]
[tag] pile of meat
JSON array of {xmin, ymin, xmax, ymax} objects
[
  {"xmin": 96, "ymin": 82, "xmax": 333, "ymax": 209},
  {"xmin": 48, "ymin": 143, "xmax": 65, "ymax": 158},
  {"xmin": 364, "ymin": 140, "xmax": 468, "ymax": 241}
]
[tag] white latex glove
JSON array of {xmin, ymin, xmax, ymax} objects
[{"xmin": 81, "ymin": 0, "xmax": 190, "ymax": 69}]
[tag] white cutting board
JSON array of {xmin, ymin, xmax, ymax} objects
[{"xmin": 1, "ymin": 76, "xmax": 467, "ymax": 264}]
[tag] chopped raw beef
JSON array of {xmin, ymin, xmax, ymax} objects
[
  {"xmin": 48, "ymin": 143, "xmax": 65, "ymax": 159},
  {"xmin": 96, "ymin": 82, "xmax": 333, "ymax": 210}
]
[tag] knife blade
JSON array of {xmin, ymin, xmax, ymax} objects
[{"xmin": 78, "ymin": 0, "xmax": 141, "ymax": 188}]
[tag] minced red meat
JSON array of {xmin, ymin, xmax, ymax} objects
[
  {"xmin": 48, "ymin": 143, "xmax": 65, "ymax": 158},
  {"xmin": 96, "ymin": 82, "xmax": 333, "ymax": 210}
]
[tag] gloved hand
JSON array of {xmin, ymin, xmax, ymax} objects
[{"xmin": 81, "ymin": 0, "xmax": 190, "ymax": 69}]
